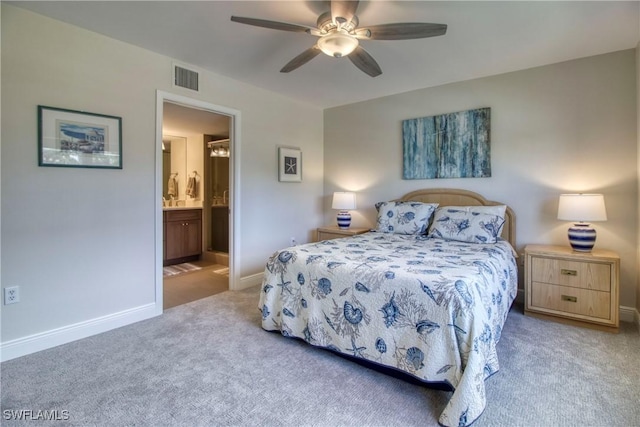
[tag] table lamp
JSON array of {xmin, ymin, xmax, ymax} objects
[
  {"xmin": 557, "ymin": 193, "xmax": 607, "ymax": 252},
  {"xmin": 332, "ymin": 192, "xmax": 356, "ymax": 229}
]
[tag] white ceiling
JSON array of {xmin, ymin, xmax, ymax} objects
[{"xmin": 10, "ymin": 1, "xmax": 640, "ymax": 109}]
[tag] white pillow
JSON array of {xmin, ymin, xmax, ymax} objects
[
  {"xmin": 374, "ymin": 201, "xmax": 439, "ymax": 235},
  {"xmin": 428, "ymin": 207, "xmax": 505, "ymax": 244}
]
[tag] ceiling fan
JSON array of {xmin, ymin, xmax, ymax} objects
[{"xmin": 230, "ymin": 0, "xmax": 447, "ymax": 77}]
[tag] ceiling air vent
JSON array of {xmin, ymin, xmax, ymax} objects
[{"xmin": 173, "ymin": 64, "xmax": 199, "ymax": 91}]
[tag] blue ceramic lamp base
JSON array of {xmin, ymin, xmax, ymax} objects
[
  {"xmin": 336, "ymin": 210, "xmax": 351, "ymax": 229},
  {"xmin": 567, "ymin": 223, "xmax": 596, "ymax": 252}
]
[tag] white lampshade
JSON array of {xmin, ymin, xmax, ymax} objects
[
  {"xmin": 332, "ymin": 192, "xmax": 356, "ymax": 210},
  {"xmin": 317, "ymin": 31, "xmax": 359, "ymax": 58},
  {"xmin": 557, "ymin": 194, "xmax": 607, "ymax": 222}
]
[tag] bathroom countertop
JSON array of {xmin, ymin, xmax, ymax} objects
[{"xmin": 162, "ymin": 206, "xmax": 203, "ymax": 211}]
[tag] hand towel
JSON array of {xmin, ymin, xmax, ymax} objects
[
  {"xmin": 168, "ymin": 176, "xmax": 177, "ymax": 197},
  {"xmin": 186, "ymin": 177, "xmax": 196, "ymax": 198}
]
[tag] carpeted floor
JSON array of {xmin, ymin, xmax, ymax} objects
[{"xmin": 1, "ymin": 287, "xmax": 638, "ymax": 426}]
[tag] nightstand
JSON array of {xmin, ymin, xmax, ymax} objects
[
  {"xmin": 316, "ymin": 225, "xmax": 369, "ymax": 241},
  {"xmin": 524, "ymin": 244, "xmax": 619, "ymax": 333}
]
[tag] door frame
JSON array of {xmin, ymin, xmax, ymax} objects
[{"xmin": 155, "ymin": 90, "xmax": 241, "ymax": 313}]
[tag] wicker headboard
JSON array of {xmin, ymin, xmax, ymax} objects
[{"xmin": 399, "ymin": 188, "xmax": 516, "ymax": 248}]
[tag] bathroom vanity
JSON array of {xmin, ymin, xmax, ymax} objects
[
  {"xmin": 162, "ymin": 130, "xmax": 230, "ymax": 261},
  {"xmin": 163, "ymin": 208, "xmax": 202, "ymax": 265}
]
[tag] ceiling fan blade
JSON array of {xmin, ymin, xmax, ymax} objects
[
  {"xmin": 230, "ymin": 16, "xmax": 312, "ymax": 33},
  {"xmin": 280, "ymin": 46, "xmax": 322, "ymax": 73},
  {"xmin": 331, "ymin": 0, "xmax": 359, "ymax": 25},
  {"xmin": 348, "ymin": 46, "xmax": 382, "ymax": 77},
  {"xmin": 358, "ymin": 23, "xmax": 447, "ymax": 40}
]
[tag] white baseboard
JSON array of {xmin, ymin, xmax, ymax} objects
[
  {"xmin": 236, "ymin": 272, "xmax": 263, "ymax": 290},
  {"xmin": 0, "ymin": 303, "xmax": 158, "ymax": 363},
  {"xmin": 2, "ymin": 272, "xmax": 265, "ymax": 362},
  {"xmin": 619, "ymin": 305, "xmax": 638, "ymax": 325},
  {"xmin": 3, "ymin": 276, "xmax": 633, "ymax": 362}
]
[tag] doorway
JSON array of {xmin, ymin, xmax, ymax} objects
[{"xmin": 155, "ymin": 91, "xmax": 241, "ymax": 313}]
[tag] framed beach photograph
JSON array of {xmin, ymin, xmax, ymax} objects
[
  {"xmin": 38, "ymin": 105, "xmax": 122, "ymax": 169},
  {"xmin": 278, "ymin": 146, "xmax": 302, "ymax": 182}
]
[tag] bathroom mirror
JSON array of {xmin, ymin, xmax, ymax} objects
[{"xmin": 162, "ymin": 135, "xmax": 187, "ymax": 200}]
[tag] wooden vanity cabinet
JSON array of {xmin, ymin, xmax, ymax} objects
[{"xmin": 164, "ymin": 209, "xmax": 202, "ymax": 265}]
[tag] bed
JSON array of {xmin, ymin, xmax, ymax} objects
[{"xmin": 259, "ymin": 189, "xmax": 518, "ymax": 426}]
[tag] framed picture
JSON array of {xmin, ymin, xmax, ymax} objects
[
  {"xmin": 38, "ymin": 105, "xmax": 122, "ymax": 169},
  {"xmin": 402, "ymin": 107, "xmax": 491, "ymax": 179},
  {"xmin": 278, "ymin": 146, "xmax": 302, "ymax": 182}
]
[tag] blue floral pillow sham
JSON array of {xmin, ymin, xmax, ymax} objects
[
  {"xmin": 374, "ymin": 201, "xmax": 439, "ymax": 235},
  {"xmin": 441, "ymin": 205, "xmax": 506, "ymax": 218},
  {"xmin": 428, "ymin": 207, "xmax": 506, "ymax": 244}
]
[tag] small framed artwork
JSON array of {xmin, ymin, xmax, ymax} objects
[
  {"xmin": 38, "ymin": 105, "xmax": 122, "ymax": 169},
  {"xmin": 278, "ymin": 146, "xmax": 302, "ymax": 182}
]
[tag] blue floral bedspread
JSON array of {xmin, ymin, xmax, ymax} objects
[{"xmin": 259, "ymin": 232, "xmax": 518, "ymax": 426}]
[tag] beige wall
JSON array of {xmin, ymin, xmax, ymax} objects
[
  {"xmin": 185, "ymin": 134, "xmax": 204, "ymax": 208},
  {"xmin": 325, "ymin": 50, "xmax": 638, "ymax": 310},
  {"xmin": 1, "ymin": 5, "xmax": 324, "ymax": 356},
  {"xmin": 637, "ymin": 41, "xmax": 640, "ymax": 318}
]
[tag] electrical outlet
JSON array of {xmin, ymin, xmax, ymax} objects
[
  {"xmin": 290, "ymin": 237, "xmax": 297, "ymax": 246},
  {"xmin": 4, "ymin": 286, "xmax": 20, "ymax": 305}
]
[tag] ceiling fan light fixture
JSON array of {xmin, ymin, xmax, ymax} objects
[
  {"xmin": 231, "ymin": 1, "xmax": 447, "ymax": 76},
  {"xmin": 317, "ymin": 31, "xmax": 359, "ymax": 58}
]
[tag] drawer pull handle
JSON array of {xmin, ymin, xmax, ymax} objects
[
  {"xmin": 561, "ymin": 295, "xmax": 577, "ymax": 303},
  {"xmin": 560, "ymin": 269, "xmax": 577, "ymax": 276}
]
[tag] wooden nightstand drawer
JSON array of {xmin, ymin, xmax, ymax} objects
[
  {"xmin": 524, "ymin": 244, "xmax": 619, "ymax": 332},
  {"xmin": 318, "ymin": 231, "xmax": 350, "ymax": 240},
  {"xmin": 316, "ymin": 226, "xmax": 369, "ymax": 241},
  {"xmin": 530, "ymin": 282, "xmax": 611, "ymax": 319},
  {"xmin": 530, "ymin": 257, "xmax": 611, "ymax": 292}
]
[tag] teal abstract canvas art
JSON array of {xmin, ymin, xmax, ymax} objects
[{"xmin": 402, "ymin": 108, "xmax": 491, "ymax": 179}]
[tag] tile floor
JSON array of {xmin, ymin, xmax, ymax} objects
[{"xmin": 163, "ymin": 259, "xmax": 229, "ymax": 309}]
